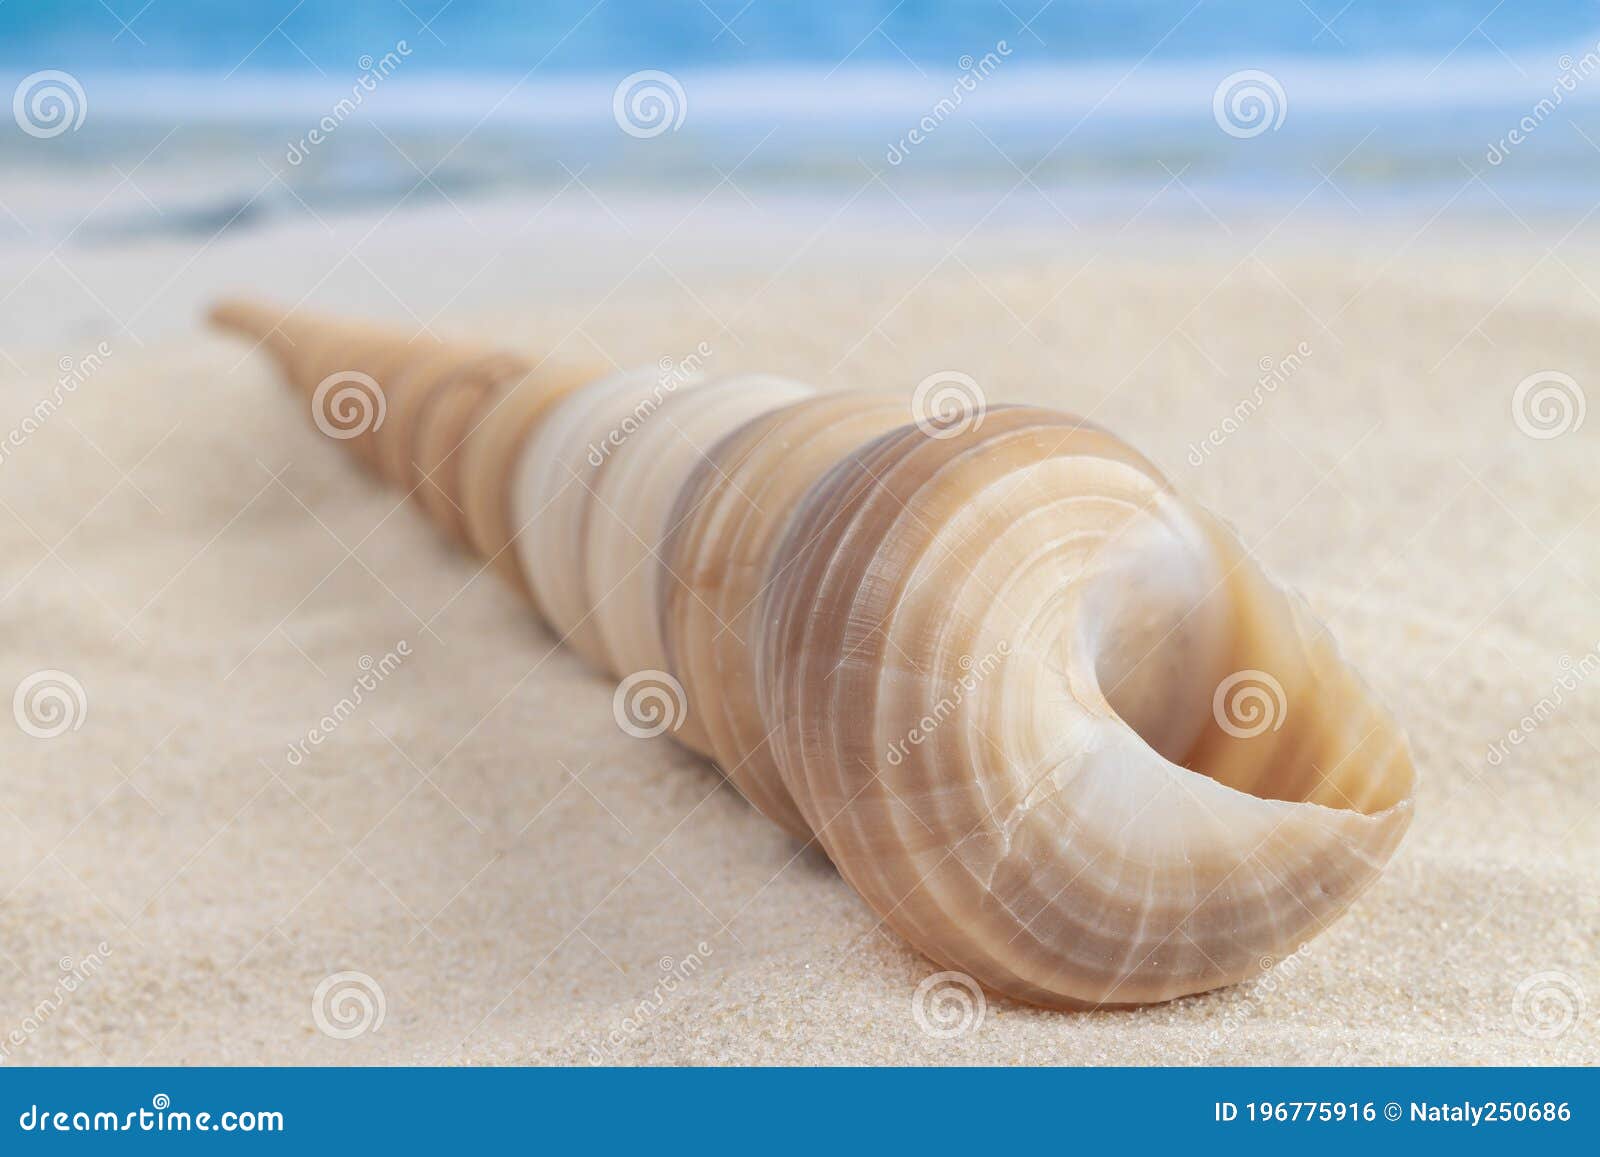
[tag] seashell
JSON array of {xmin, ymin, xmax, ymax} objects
[
  {"xmin": 410, "ymin": 351, "xmax": 528, "ymax": 542},
  {"xmin": 660, "ymin": 390, "xmax": 912, "ymax": 818},
  {"xmin": 375, "ymin": 346, "xmax": 493, "ymax": 489},
  {"xmin": 458, "ymin": 361, "xmax": 592, "ymax": 594},
  {"xmin": 510, "ymin": 366, "xmax": 708, "ymax": 669},
  {"xmin": 216, "ymin": 301, "xmax": 1417, "ymax": 1010},
  {"xmin": 585, "ymin": 374, "xmax": 815, "ymax": 689},
  {"xmin": 755, "ymin": 407, "xmax": 1414, "ymax": 1006}
]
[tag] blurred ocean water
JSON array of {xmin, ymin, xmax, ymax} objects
[
  {"xmin": 3, "ymin": 1, "xmax": 1600, "ymax": 236},
  {"xmin": 0, "ymin": 0, "xmax": 1591, "ymax": 72}
]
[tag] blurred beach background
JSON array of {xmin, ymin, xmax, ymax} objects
[
  {"xmin": 1, "ymin": 2, "xmax": 1597, "ymax": 1064},
  {"xmin": 5, "ymin": 0, "xmax": 1600, "ymax": 343}
]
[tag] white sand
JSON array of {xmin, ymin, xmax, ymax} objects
[{"xmin": 0, "ymin": 196, "xmax": 1596, "ymax": 1064}]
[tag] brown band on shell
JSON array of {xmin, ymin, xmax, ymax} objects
[{"xmin": 410, "ymin": 352, "xmax": 528, "ymax": 543}]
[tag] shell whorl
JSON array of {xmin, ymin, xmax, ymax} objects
[
  {"xmin": 755, "ymin": 406, "xmax": 1412, "ymax": 1007},
  {"xmin": 215, "ymin": 301, "xmax": 1417, "ymax": 1011}
]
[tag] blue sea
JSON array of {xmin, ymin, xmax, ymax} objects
[
  {"xmin": 3, "ymin": 1, "xmax": 1600, "ymax": 235},
  {"xmin": 0, "ymin": 1, "xmax": 1591, "ymax": 73}
]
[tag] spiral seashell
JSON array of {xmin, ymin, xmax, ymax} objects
[{"xmin": 216, "ymin": 301, "xmax": 1418, "ymax": 1010}]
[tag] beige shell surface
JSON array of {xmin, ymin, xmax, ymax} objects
[
  {"xmin": 584, "ymin": 375, "xmax": 815, "ymax": 696},
  {"xmin": 458, "ymin": 361, "xmax": 591, "ymax": 598},
  {"xmin": 755, "ymin": 407, "xmax": 1415, "ymax": 1008},
  {"xmin": 661, "ymin": 390, "xmax": 912, "ymax": 825},
  {"xmin": 511, "ymin": 367, "xmax": 704, "ymax": 669},
  {"xmin": 410, "ymin": 353, "xmax": 527, "ymax": 543},
  {"xmin": 303, "ymin": 327, "xmax": 449, "ymax": 477},
  {"xmin": 374, "ymin": 348, "xmax": 493, "ymax": 489}
]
